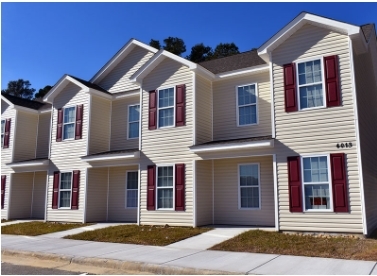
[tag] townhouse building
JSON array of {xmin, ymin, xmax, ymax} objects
[{"xmin": 2, "ymin": 12, "xmax": 376, "ymax": 236}]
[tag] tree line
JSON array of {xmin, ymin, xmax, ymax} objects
[{"xmin": 2, "ymin": 37, "xmax": 241, "ymax": 100}]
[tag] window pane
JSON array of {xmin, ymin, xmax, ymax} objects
[
  {"xmin": 127, "ymin": 190, "xmax": 138, "ymax": 208},
  {"xmin": 305, "ymin": 184, "xmax": 330, "ymax": 210},
  {"xmin": 237, "ymin": 86, "xmax": 245, "ymax": 105},
  {"xmin": 157, "ymin": 188, "xmax": 173, "ymax": 208},
  {"xmin": 64, "ymin": 107, "xmax": 75, "ymax": 123},
  {"xmin": 59, "ymin": 191, "xmax": 71, "ymax": 208},
  {"xmin": 158, "ymin": 108, "xmax": 174, "ymax": 127},
  {"xmin": 129, "ymin": 105, "xmax": 140, "ymax": 122},
  {"xmin": 1, "ymin": 120, "xmax": 4, "ymax": 134},
  {"xmin": 298, "ymin": 60, "xmax": 322, "ymax": 86},
  {"xmin": 157, "ymin": 167, "xmax": 173, "ymax": 187},
  {"xmin": 240, "ymin": 187, "xmax": 259, "ymax": 208},
  {"xmin": 239, "ymin": 105, "xmax": 256, "ymax": 125},
  {"xmin": 127, "ymin": 172, "xmax": 138, "ymax": 189},
  {"xmin": 63, "ymin": 124, "xmax": 75, "ymax": 139},
  {"xmin": 60, "ymin": 173, "xmax": 72, "ymax": 189},
  {"xmin": 129, "ymin": 122, "xmax": 139, "ymax": 138},
  {"xmin": 303, "ymin": 157, "xmax": 328, "ymax": 184},
  {"xmin": 240, "ymin": 164, "xmax": 259, "ymax": 188},
  {"xmin": 159, "ymin": 88, "xmax": 174, "ymax": 108},
  {"xmin": 299, "ymin": 84, "xmax": 323, "ymax": 109}
]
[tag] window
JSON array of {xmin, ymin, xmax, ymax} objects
[
  {"xmin": 63, "ymin": 107, "xmax": 76, "ymax": 140},
  {"xmin": 59, "ymin": 172, "xmax": 72, "ymax": 208},
  {"xmin": 302, "ymin": 156, "xmax": 331, "ymax": 210},
  {"xmin": 128, "ymin": 105, "xmax": 140, "ymax": 139},
  {"xmin": 126, "ymin": 171, "xmax": 138, "ymax": 208},
  {"xmin": 297, "ymin": 59, "xmax": 325, "ymax": 109},
  {"xmin": 239, "ymin": 164, "xmax": 260, "ymax": 209},
  {"xmin": 158, "ymin": 87, "xmax": 174, "ymax": 128},
  {"xmin": 157, "ymin": 166, "xmax": 174, "ymax": 209},
  {"xmin": 1, "ymin": 120, "xmax": 4, "ymax": 147},
  {"xmin": 237, "ymin": 84, "xmax": 257, "ymax": 126}
]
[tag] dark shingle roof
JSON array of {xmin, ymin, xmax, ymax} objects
[
  {"xmin": 83, "ymin": 148, "xmax": 139, "ymax": 157},
  {"xmin": 68, "ymin": 75, "xmax": 110, "ymax": 94},
  {"xmin": 361, "ymin": 24, "xmax": 376, "ymax": 43},
  {"xmin": 1, "ymin": 93, "xmax": 51, "ymax": 111},
  {"xmin": 198, "ymin": 50, "xmax": 266, "ymax": 74}
]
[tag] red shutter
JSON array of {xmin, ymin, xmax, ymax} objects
[
  {"xmin": 147, "ymin": 165, "xmax": 156, "ymax": 210},
  {"xmin": 330, "ymin": 153, "xmax": 349, "ymax": 212},
  {"xmin": 52, "ymin": 171, "xmax": 60, "ymax": 209},
  {"xmin": 283, "ymin": 63, "xmax": 298, "ymax": 112},
  {"xmin": 3, "ymin": 119, "xmax": 11, "ymax": 148},
  {"xmin": 56, "ymin": 109, "xmax": 63, "ymax": 142},
  {"xmin": 149, "ymin": 91, "xmax": 157, "ymax": 130},
  {"xmin": 324, "ymin": 55, "xmax": 341, "ymax": 107},
  {"xmin": 175, "ymin": 164, "xmax": 185, "ymax": 211},
  {"xmin": 287, "ymin": 156, "xmax": 303, "ymax": 212},
  {"xmin": 75, "ymin": 104, "xmax": 83, "ymax": 140},
  {"xmin": 175, "ymin": 84, "xmax": 186, "ymax": 127},
  {"xmin": 1, "ymin": 175, "xmax": 6, "ymax": 209},
  {"xmin": 71, "ymin": 170, "xmax": 80, "ymax": 209}
]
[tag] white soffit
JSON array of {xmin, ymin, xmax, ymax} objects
[
  {"xmin": 7, "ymin": 159, "xmax": 49, "ymax": 168},
  {"xmin": 190, "ymin": 139, "xmax": 274, "ymax": 153},
  {"xmin": 81, "ymin": 151, "xmax": 140, "ymax": 162}
]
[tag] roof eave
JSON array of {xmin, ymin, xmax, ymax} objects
[
  {"xmin": 190, "ymin": 139, "xmax": 274, "ymax": 153},
  {"xmin": 81, "ymin": 151, "xmax": 140, "ymax": 162}
]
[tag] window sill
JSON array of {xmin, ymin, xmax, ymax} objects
[
  {"xmin": 57, "ymin": 207, "xmax": 71, "ymax": 210},
  {"xmin": 298, "ymin": 105, "xmax": 327, "ymax": 112},
  {"xmin": 303, "ymin": 209, "xmax": 333, "ymax": 213},
  {"xmin": 156, "ymin": 208, "xmax": 174, "ymax": 211},
  {"xmin": 237, "ymin": 122, "xmax": 258, "ymax": 127}
]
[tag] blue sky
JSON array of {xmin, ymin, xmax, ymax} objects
[{"xmin": 2, "ymin": 2, "xmax": 377, "ymax": 93}]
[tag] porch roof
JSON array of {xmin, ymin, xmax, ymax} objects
[
  {"xmin": 6, "ymin": 158, "xmax": 49, "ymax": 168},
  {"xmin": 81, "ymin": 149, "xmax": 140, "ymax": 162}
]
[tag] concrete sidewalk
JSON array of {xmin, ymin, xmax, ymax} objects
[{"xmin": 2, "ymin": 233, "xmax": 376, "ymax": 275}]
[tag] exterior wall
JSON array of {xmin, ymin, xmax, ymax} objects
[
  {"xmin": 13, "ymin": 111, "xmax": 38, "ymax": 162},
  {"xmin": 110, "ymin": 95, "xmax": 139, "ymax": 151},
  {"xmin": 272, "ymin": 23, "xmax": 363, "ymax": 233},
  {"xmin": 46, "ymin": 82, "xmax": 90, "ymax": 222},
  {"xmin": 89, "ymin": 95, "xmax": 111, "ymax": 155},
  {"xmin": 31, "ymin": 171, "xmax": 47, "ymax": 219},
  {"xmin": 8, "ymin": 172, "xmax": 33, "ymax": 219},
  {"xmin": 36, "ymin": 112, "xmax": 51, "ymax": 158},
  {"xmin": 108, "ymin": 165, "xmax": 138, "ymax": 222},
  {"xmin": 353, "ymin": 44, "xmax": 377, "ymax": 235},
  {"xmin": 213, "ymin": 156, "xmax": 275, "ymax": 226},
  {"xmin": 140, "ymin": 58, "xmax": 195, "ymax": 226},
  {"xmin": 195, "ymin": 74, "xmax": 212, "ymax": 144},
  {"xmin": 98, "ymin": 47, "xmax": 154, "ymax": 93},
  {"xmin": 213, "ymin": 72, "xmax": 271, "ymax": 141},
  {"xmin": 86, "ymin": 167, "xmax": 108, "ymax": 222},
  {"xmin": 195, "ymin": 160, "xmax": 213, "ymax": 226},
  {"xmin": 1, "ymin": 103, "xmax": 16, "ymax": 219}
]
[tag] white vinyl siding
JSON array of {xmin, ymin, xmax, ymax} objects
[
  {"xmin": 272, "ymin": 23, "xmax": 363, "ymax": 233},
  {"xmin": 195, "ymin": 75, "xmax": 212, "ymax": 144},
  {"xmin": 36, "ymin": 112, "xmax": 51, "ymax": 158},
  {"xmin": 13, "ymin": 111, "xmax": 38, "ymax": 162},
  {"xmin": 195, "ymin": 160, "xmax": 213, "ymax": 226},
  {"xmin": 86, "ymin": 168, "xmax": 108, "ymax": 222}
]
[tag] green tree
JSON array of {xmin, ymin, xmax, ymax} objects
[
  {"xmin": 149, "ymin": 39, "xmax": 161, "ymax": 50},
  {"xmin": 186, "ymin": 43, "xmax": 213, "ymax": 63},
  {"xmin": 1, "ymin": 79, "xmax": 36, "ymax": 100},
  {"xmin": 34, "ymin": 85, "xmax": 52, "ymax": 99},
  {"xmin": 163, "ymin": 37, "xmax": 186, "ymax": 56},
  {"xmin": 211, "ymin": 42, "xmax": 240, "ymax": 59}
]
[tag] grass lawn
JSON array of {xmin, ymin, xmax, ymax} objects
[
  {"xmin": 210, "ymin": 230, "xmax": 377, "ymax": 261},
  {"xmin": 1, "ymin": 221, "xmax": 92, "ymax": 236},
  {"xmin": 65, "ymin": 224, "xmax": 211, "ymax": 246}
]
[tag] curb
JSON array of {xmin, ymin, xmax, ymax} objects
[{"xmin": 2, "ymin": 249, "xmax": 235, "ymax": 275}]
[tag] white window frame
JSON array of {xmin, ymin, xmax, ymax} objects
[
  {"xmin": 238, "ymin": 163, "xmax": 261, "ymax": 210},
  {"xmin": 1, "ymin": 119, "xmax": 5, "ymax": 148},
  {"xmin": 157, "ymin": 86, "xmax": 175, "ymax": 129},
  {"xmin": 156, "ymin": 164, "xmax": 175, "ymax": 210},
  {"xmin": 58, "ymin": 171, "xmax": 73, "ymax": 209},
  {"xmin": 300, "ymin": 153, "xmax": 333, "ymax": 212},
  {"xmin": 295, "ymin": 56, "xmax": 327, "ymax": 111},
  {"xmin": 236, "ymin": 83, "xmax": 259, "ymax": 127},
  {"xmin": 125, "ymin": 170, "xmax": 138, "ymax": 209},
  {"xmin": 127, "ymin": 104, "xmax": 140, "ymax": 140},
  {"xmin": 63, "ymin": 106, "xmax": 76, "ymax": 140}
]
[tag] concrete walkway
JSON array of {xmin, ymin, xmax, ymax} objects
[{"xmin": 2, "ymin": 231, "xmax": 376, "ymax": 275}]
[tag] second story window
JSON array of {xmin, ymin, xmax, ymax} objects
[
  {"xmin": 63, "ymin": 106, "xmax": 76, "ymax": 140},
  {"xmin": 237, "ymin": 84, "xmax": 257, "ymax": 126},
  {"xmin": 297, "ymin": 59, "xmax": 324, "ymax": 109},
  {"xmin": 158, "ymin": 87, "xmax": 175, "ymax": 128},
  {"xmin": 128, "ymin": 105, "xmax": 140, "ymax": 139},
  {"xmin": 1, "ymin": 120, "xmax": 4, "ymax": 147}
]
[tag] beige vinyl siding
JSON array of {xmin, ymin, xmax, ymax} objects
[
  {"xmin": 86, "ymin": 168, "xmax": 108, "ymax": 222},
  {"xmin": 31, "ymin": 171, "xmax": 47, "ymax": 219},
  {"xmin": 272, "ymin": 23, "xmax": 363, "ymax": 233},
  {"xmin": 36, "ymin": 112, "xmax": 51, "ymax": 158},
  {"xmin": 195, "ymin": 74, "xmax": 212, "ymax": 144},
  {"xmin": 46, "ymin": 82, "xmax": 90, "ymax": 222},
  {"xmin": 89, "ymin": 95, "xmax": 111, "ymax": 155},
  {"xmin": 1, "ymin": 104, "xmax": 16, "ymax": 219},
  {"xmin": 140, "ymin": 58, "xmax": 195, "ymax": 226},
  {"xmin": 353, "ymin": 45, "xmax": 377, "ymax": 235},
  {"xmin": 98, "ymin": 47, "xmax": 154, "ymax": 93},
  {"xmin": 213, "ymin": 72, "xmax": 271, "ymax": 141},
  {"xmin": 213, "ymin": 156, "xmax": 275, "ymax": 226},
  {"xmin": 8, "ymin": 172, "xmax": 33, "ymax": 219},
  {"xmin": 13, "ymin": 111, "xmax": 38, "ymax": 162},
  {"xmin": 110, "ymin": 95, "xmax": 139, "ymax": 151},
  {"xmin": 108, "ymin": 166, "xmax": 138, "ymax": 222},
  {"xmin": 195, "ymin": 160, "xmax": 213, "ymax": 226}
]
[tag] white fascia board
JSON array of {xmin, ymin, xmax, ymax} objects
[
  {"xmin": 190, "ymin": 139, "xmax": 274, "ymax": 153},
  {"xmin": 214, "ymin": 64, "xmax": 269, "ymax": 80},
  {"xmin": 81, "ymin": 151, "xmax": 140, "ymax": 162},
  {"xmin": 44, "ymin": 75, "xmax": 89, "ymax": 103},
  {"xmin": 193, "ymin": 66, "xmax": 216, "ymax": 80},
  {"xmin": 90, "ymin": 39, "xmax": 158, "ymax": 83},
  {"xmin": 258, "ymin": 12, "xmax": 361, "ymax": 62},
  {"xmin": 7, "ymin": 159, "xmax": 49, "ymax": 168}
]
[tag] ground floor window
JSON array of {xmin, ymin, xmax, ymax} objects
[
  {"xmin": 59, "ymin": 172, "xmax": 72, "ymax": 208},
  {"xmin": 126, "ymin": 171, "xmax": 138, "ymax": 208},
  {"xmin": 157, "ymin": 166, "xmax": 174, "ymax": 209},
  {"xmin": 239, "ymin": 164, "xmax": 260, "ymax": 209}
]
